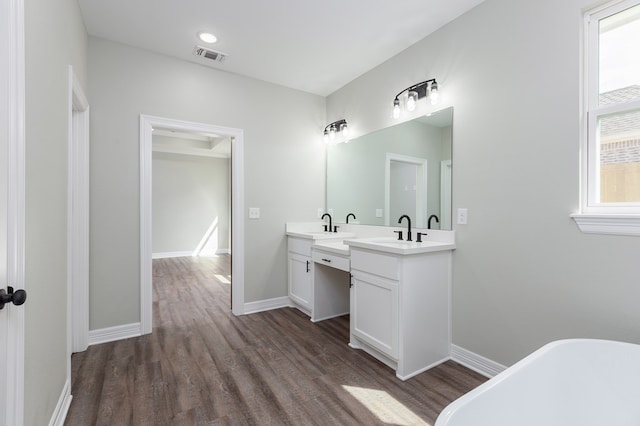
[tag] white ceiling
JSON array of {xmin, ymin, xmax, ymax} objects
[{"xmin": 78, "ymin": 0, "xmax": 484, "ymax": 96}]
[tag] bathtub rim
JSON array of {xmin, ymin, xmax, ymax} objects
[{"xmin": 435, "ymin": 338, "xmax": 640, "ymax": 426}]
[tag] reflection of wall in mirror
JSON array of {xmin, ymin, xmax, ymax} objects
[{"xmin": 327, "ymin": 116, "xmax": 452, "ymax": 228}]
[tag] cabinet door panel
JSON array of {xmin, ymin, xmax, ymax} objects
[
  {"xmin": 289, "ymin": 253, "xmax": 312, "ymax": 309},
  {"xmin": 352, "ymin": 272, "xmax": 398, "ymax": 358}
]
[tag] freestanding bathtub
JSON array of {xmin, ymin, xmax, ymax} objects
[{"xmin": 435, "ymin": 339, "xmax": 640, "ymax": 426}]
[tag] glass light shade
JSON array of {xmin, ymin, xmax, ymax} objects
[
  {"xmin": 430, "ymin": 88, "xmax": 439, "ymax": 105},
  {"xmin": 329, "ymin": 126, "xmax": 336, "ymax": 140},
  {"xmin": 393, "ymin": 99, "xmax": 401, "ymax": 119},
  {"xmin": 340, "ymin": 123, "xmax": 349, "ymax": 138},
  {"xmin": 406, "ymin": 91, "xmax": 418, "ymax": 111}
]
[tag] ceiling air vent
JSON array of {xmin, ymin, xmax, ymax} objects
[{"xmin": 193, "ymin": 45, "xmax": 227, "ymax": 63}]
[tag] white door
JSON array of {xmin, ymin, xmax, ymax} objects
[{"xmin": 1, "ymin": 0, "xmax": 26, "ymax": 423}]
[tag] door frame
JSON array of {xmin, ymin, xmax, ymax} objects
[
  {"xmin": 1, "ymin": 0, "xmax": 26, "ymax": 423},
  {"xmin": 140, "ymin": 115, "xmax": 245, "ymax": 334},
  {"xmin": 440, "ymin": 160, "xmax": 452, "ymax": 230},
  {"xmin": 68, "ymin": 66, "xmax": 90, "ymax": 353}
]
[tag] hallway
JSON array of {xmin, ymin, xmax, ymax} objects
[{"xmin": 65, "ymin": 256, "xmax": 485, "ymax": 425}]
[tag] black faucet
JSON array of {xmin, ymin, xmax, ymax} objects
[
  {"xmin": 321, "ymin": 213, "xmax": 333, "ymax": 232},
  {"xmin": 428, "ymin": 214, "xmax": 440, "ymax": 230},
  {"xmin": 398, "ymin": 214, "xmax": 412, "ymax": 241},
  {"xmin": 346, "ymin": 213, "xmax": 356, "ymax": 224}
]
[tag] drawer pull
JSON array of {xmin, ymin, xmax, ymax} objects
[{"xmin": 321, "ymin": 258, "xmax": 332, "ymax": 263}]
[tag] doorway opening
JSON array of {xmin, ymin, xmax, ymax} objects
[
  {"xmin": 384, "ymin": 153, "xmax": 428, "ymax": 228},
  {"xmin": 140, "ymin": 115, "xmax": 245, "ymax": 335}
]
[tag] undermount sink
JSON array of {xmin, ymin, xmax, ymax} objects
[{"xmin": 344, "ymin": 237, "xmax": 456, "ymax": 255}]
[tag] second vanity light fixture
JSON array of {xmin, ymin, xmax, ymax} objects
[
  {"xmin": 392, "ymin": 78, "xmax": 439, "ymax": 119},
  {"xmin": 323, "ymin": 119, "xmax": 349, "ymax": 143}
]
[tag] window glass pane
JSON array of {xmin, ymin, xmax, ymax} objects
[
  {"xmin": 599, "ymin": 108, "xmax": 640, "ymax": 202},
  {"xmin": 599, "ymin": 4, "xmax": 640, "ymax": 105}
]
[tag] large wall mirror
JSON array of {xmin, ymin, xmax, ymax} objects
[{"xmin": 327, "ymin": 107, "xmax": 452, "ymax": 229}]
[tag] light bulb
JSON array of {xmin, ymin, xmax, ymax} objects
[
  {"xmin": 340, "ymin": 123, "xmax": 349, "ymax": 138},
  {"xmin": 430, "ymin": 82, "xmax": 439, "ymax": 105},
  {"xmin": 407, "ymin": 91, "xmax": 418, "ymax": 111},
  {"xmin": 329, "ymin": 125, "xmax": 336, "ymax": 140},
  {"xmin": 393, "ymin": 99, "xmax": 401, "ymax": 119},
  {"xmin": 323, "ymin": 129, "xmax": 329, "ymax": 143},
  {"xmin": 430, "ymin": 90, "xmax": 439, "ymax": 105}
]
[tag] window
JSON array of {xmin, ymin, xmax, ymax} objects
[{"xmin": 574, "ymin": 0, "xmax": 640, "ymax": 235}]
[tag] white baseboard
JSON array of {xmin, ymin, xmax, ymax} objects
[
  {"xmin": 243, "ymin": 296, "xmax": 291, "ymax": 314},
  {"xmin": 450, "ymin": 344, "xmax": 506, "ymax": 378},
  {"xmin": 152, "ymin": 251, "xmax": 192, "ymax": 259},
  {"xmin": 88, "ymin": 322, "xmax": 142, "ymax": 346},
  {"xmin": 152, "ymin": 249, "xmax": 231, "ymax": 259},
  {"xmin": 48, "ymin": 379, "xmax": 72, "ymax": 426}
]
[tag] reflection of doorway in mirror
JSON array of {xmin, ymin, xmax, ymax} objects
[
  {"xmin": 440, "ymin": 160, "xmax": 452, "ymax": 230},
  {"xmin": 390, "ymin": 161, "xmax": 418, "ymax": 223},
  {"xmin": 385, "ymin": 153, "xmax": 427, "ymax": 228}
]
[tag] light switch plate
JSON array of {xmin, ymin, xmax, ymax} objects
[
  {"xmin": 457, "ymin": 208, "xmax": 468, "ymax": 225},
  {"xmin": 375, "ymin": 209, "xmax": 383, "ymax": 218},
  {"xmin": 249, "ymin": 207, "xmax": 260, "ymax": 219}
]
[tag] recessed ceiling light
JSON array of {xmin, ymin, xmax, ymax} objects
[{"xmin": 198, "ymin": 32, "xmax": 217, "ymax": 44}]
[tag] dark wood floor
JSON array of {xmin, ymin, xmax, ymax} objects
[{"xmin": 65, "ymin": 255, "xmax": 486, "ymax": 425}]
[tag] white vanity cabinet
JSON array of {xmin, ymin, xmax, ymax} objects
[
  {"xmin": 287, "ymin": 237, "xmax": 313, "ymax": 314},
  {"xmin": 349, "ymin": 245, "xmax": 452, "ymax": 380}
]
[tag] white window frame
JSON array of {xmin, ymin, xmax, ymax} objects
[{"xmin": 573, "ymin": 0, "xmax": 640, "ymax": 235}]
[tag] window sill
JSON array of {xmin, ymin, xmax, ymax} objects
[{"xmin": 571, "ymin": 214, "xmax": 640, "ymax": 236}]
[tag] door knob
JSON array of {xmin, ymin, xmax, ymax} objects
[{"xmin": 0, "ymin": 286, "xmax": 27, "ymax": 310}]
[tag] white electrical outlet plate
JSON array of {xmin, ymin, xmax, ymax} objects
[
  {"xmin": 249, "ymin": 207, "xmax": 260, "ymax": 219},
  {"xmin": 457, "ymin": 208, "xmax": 468, "ymax": 225},
  {"xmin": 375, "ymin": 209, "xmax": 383, "ymax": 218}
]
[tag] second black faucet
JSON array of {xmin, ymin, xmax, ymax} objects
[
  {"xmin": 398, "ymin": 214, "xmax": 412, "ymax": 241},
  {"xmin": 322, "ymin": 213, "xmax": 338, "ymax": 232}
]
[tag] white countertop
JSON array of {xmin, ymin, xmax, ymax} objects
[
  {"xmin": 286, "ymin": 230, "xmax": 356, "ymax": 240},
  {"xmin": 344, "ymin": 237, "xmax": 456, "ymax": 255},
  {"xmin": 311, "ymin": 241, "xmax": 350, "ymax": 256}
]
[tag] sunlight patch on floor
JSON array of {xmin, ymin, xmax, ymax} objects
[
  {"xmin": 215, "ymin": 274, "xmax": 230, "ymax": 284},
  {"xmin": 342, "ymin": 385, "xmax": 430, "ymax": 426}
]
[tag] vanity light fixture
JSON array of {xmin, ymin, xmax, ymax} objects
[
  {"xmin": 392, "ymin": 78, "xmax": 439, "ymax": 119},
  {"xmin": 323, "ymin": 119, "xmax": 349, "ymax": 143}
]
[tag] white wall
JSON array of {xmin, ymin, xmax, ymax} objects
[
  {"xmin": 152, "ymin": 152, "xmax": 230, "ymax": 255},
  {"xmin": 88, "ymin": 38, "xmax": 326, "ymax": 329},
  {"xmin": 328, "ymin": 0, "xmax": 640, "ymax": 366},
  {"xmin": 24, "ymin": 0, "xmax": 88, "ymax": 423}
]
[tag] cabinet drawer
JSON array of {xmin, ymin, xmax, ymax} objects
[
  {"xmin": 288, "ymin": 237, "xmax": 312, "ymax": 257},
  {"xmin": 350, "ymin": 249, "xmax": 399, "ymax": 280},
  {"xmin": 312, "ymin": 250, "xmax": 350, "ymax": 272}
]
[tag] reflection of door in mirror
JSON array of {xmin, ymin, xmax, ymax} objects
[
  {"xmin": 440, "ymin": 160, "xmax": 452, "ymax": 230},
  {"xmin": 385, "ymin": 153, "xmax": 427, "ymax": 227}
]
